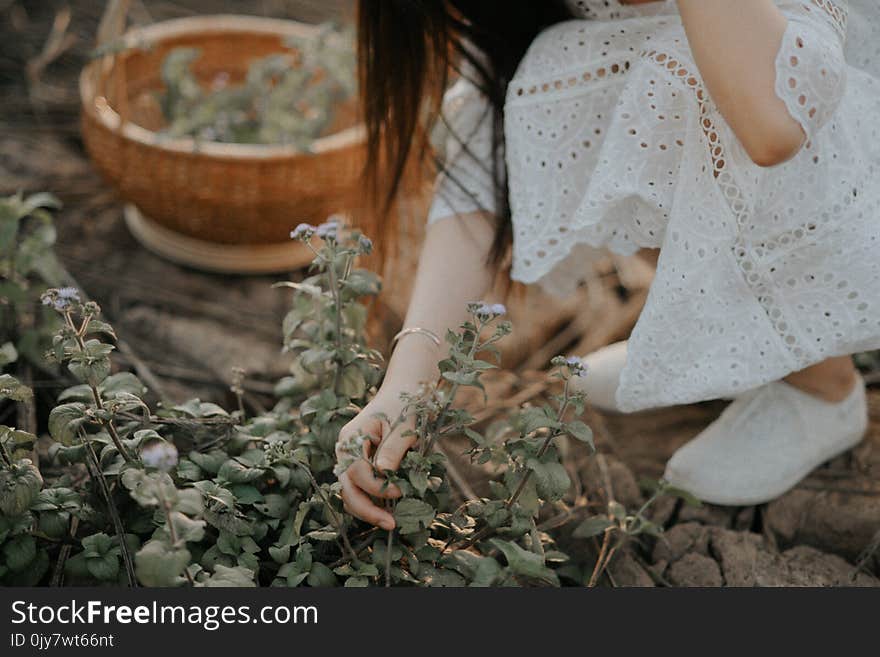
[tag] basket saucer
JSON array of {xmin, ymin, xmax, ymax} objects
[{"xmin": 124, "ymin": 204, "xmax": 313, "ymax": 274}]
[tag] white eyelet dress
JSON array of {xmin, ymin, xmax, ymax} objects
[{"xmin": 426, "ymin": 0, "xmax": 880, "ymax": 412}]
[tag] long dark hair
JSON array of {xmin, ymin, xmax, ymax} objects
[{"xmin": 357, "ymin": 0, "xmax": 572, "ymax": 267}]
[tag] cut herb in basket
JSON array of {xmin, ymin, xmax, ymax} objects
[{"xmin": 159, "ymin": 22, "xmax": 355, "ymax": 149}]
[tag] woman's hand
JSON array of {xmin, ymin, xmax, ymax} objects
[
  {"xmin": 335, "ymin": 389, "xmax": 415, "ymax": 530},
  {"xmin": 335, "ymin": 211, "xmax": 498, "ymax": 529}
]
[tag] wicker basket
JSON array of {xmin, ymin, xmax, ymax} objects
[{"xmin": 79, "ymin": 15, "xmax": 365, "ymax": 273}]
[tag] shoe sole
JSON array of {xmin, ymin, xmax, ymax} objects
[{"xmin": 668, "ymin": 428, "xmax": 867, "ymax": 507}]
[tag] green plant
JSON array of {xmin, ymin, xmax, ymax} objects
[
  {"xmin": 159, "ymin": 22, "xmax": 356, "ymax": 148},
  {"xmin": 1, "ymin": 206, "xmax": 694, "ymax": 587},
  {"xmin": 0, "ymin": 192, "xmax": 65, "ymax": 373}
]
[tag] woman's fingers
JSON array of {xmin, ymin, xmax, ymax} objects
[
  {"xmin": 374, "ymin": 428, "xmax": 417, "ymax": 473},
  {"xmin": 335, "ymin": 405, "xmax": 417, "ymax": 530},
  {"xmin": 346, "ymin": 459, "xmax": 401, "ymax": 499},
  {"xmin": 339, "ymin": 471, "xmax": 395, "ymax": 530},
  {"xmin": 335, "ymin": 415, "xmax": 382, "ymax": 462}
]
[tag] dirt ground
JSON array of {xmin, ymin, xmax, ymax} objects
[{"xmin": 2, "ymin": 0, "xmax": 878, "ymax": 586}]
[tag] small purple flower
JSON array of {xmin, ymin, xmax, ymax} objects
[
  {"xmin": 57, "ymin": 287, "xmax": 80, "ymax": 302},
  {"xmin": 565, "ymin": 356, "xmax": 588, "ymax": 377},
  {"xmin": 141, "ymin": 441, "xmax": 179, "ymax": 472},
  {"xmin": 470, "ymin": 302, "xmax": 506, "ymax": 320},
  {"xmin": 290, "ymin": 223, "xmax": 316, "ymax": 240},
  {"xmin": 316, "ymin": 217, "xmax": 342, "ymax": 240},
  {"xmin": 358, "ymin": 234, "xmax": 373, "ymax": 254},
  {"xmin": 40, "ymin": 288, "xmax": 80, "ymax": 312}
]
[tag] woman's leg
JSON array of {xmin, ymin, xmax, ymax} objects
[
  {"xmin": 580, "ymin": 247, "xmax": 862, "ymax": 411},
  {"xmin": 783, "ymin": 356, "xmax": 859, "ymax": 403},
  {"xmin": 570, "ymin": 248, "xmax": 661, "ymax": 412}
]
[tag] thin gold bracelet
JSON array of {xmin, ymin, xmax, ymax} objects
[{"xmin": 391, "ymin": 327, "xmax": 441, "ymax": 350}]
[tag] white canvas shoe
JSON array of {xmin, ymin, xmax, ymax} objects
[
  {"xmin": 571, "ymin": 340, "xmax": 629, "ymax": 412},
  {"xmin": 663, "ymin": 376, "xmax": 868, "ymax": 506}
]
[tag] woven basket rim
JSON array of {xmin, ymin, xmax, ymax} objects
[{"xmin": 79, "ymin": 14, "xmax": 364, "ymax": 161}]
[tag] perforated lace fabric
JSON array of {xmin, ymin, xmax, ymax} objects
[{"xmin": 427, "ymin": 0, "xmax": 880, "ymax": 411}]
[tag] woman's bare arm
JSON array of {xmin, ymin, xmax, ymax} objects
[
  {"xmin": 337, "ymin": 211, "xmax": 497, "ymax": 528},
  {"xmin": 676, "ymin": 0, "xmax": 806, "ymax": 166}
]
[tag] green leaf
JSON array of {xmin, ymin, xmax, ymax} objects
[
  {"xmin": 418, "ymin": 565, "xmax": 466, "ymax": 587},
  {"xmin": 253, "ymin": 494, "xmax": 289, "ymax": 519},
  {"xmin": 515, "ymin": 407, "xmax": 553, "ymax": 435},
  {"xmin": 6, "ymin": 548, "xmax": 49, "ymax": 586},
  {"xmin": 201, "ymin": 565, "xmax": 256, "ymax": 588},
  {"xmin": 38, "ymin": 511, "xmax": 70, "ymax": 540},
  {"xmin": 306, "ymin": 562, "xmax": 337, "ymax": 587},
  {"xmin": 565, "ymin": 420, "xmax": 594, "ymax": 448},
  {"xmin": 407, "ymin": 468, "xmax": 429, "ymax": 497},
  {"xmin": 0, "ymin": 342, "xmax": 18, "ymax": 367},
  {"xmin": 168, "ymin": 511, "xmax": 206, "ymax": 543},
  {"xmin": 334, "ymin": 562, "xmax": 379, "ymax": 578},
  {"xmin": 176, "ymin": 459, "xmax": 203, "ymax": 482},
  {"xmin": 217, "ymin": 459, "xmax": 265, "ymax": 484},
  {"xmin": 229, "ymin": 484, "xmax": 263, "ymax": 504},
  {"xmin": 32, "ymin": 487, "xmax": 80, "ymax": 512},
  {"xmin": 86, "ymin": 554, "xmax": 119, "ymax": 581},
  {"xmin": 99, "ymin": 372, "xmax": 147, "ymax": 398},
  {"xmin": 48, "ymin": 403, "xmax": 88, "ymax": 445},
  {"xmin": 56, "ymin": 384, "xmax": 94, "ymax": 403},
  {"xmin": 489, "ymin": 539, "xmax": 559, "ymax": 586},
  {"xmin": 188, "ymin": 450, "xmax": 227, "ymax": 475},
  {"xmin": 84, "ymin": 320, "xmax": 117, "ymax": 340},
  {"xmin": 337, "ymin": 365, "xmax": 366, "ymax": 398},
  {"xmin": 440, "ymin": 551, "xmax": 502, "ymax": 587},
  {"xmin": 3, "ymin": 534, "xmax": 37, "ymax": 571},
  {"xmin": 527, "ymin": 458, "xmax": 571, "ymax": 502},
  {"xmin": 393, "ymin": 498, "xmax": 435, "ymax": 535},
  {"xmin": 81, "ymin": 532, "xmax": 115, "ymax": 558},
  {"xmin": 305, "ymin": 528, "xmax": 338, "ymax": 542},
  {"xmin": 193, "ymin": 481, "xmax": 235, "ymax": 510},
  {"xmin": 269, "ymin": 545, "xmax": 291, "ymax": 564},
  {"xmin": 0, "ymin": 426, "xmax": 36, "ymax": 459},
  {"xmin": 135, "ymin": 540, "xmax": 191, "ymax": 587},
  {"xmin": 608, "ymin": 501, "xmax": 627, "ymax": 523},
  {"xmin": 0, "ymin": 459, "xmax": 43, "ymax": 516},
  {"xmin": 342, "ymin": 270, "xmax": 381, "ymax": 297},
  {"xmin": 172, "ymin": 399, "xmax": 228, "ymax": 418},
  {"xmin": 572, "ymin": 515, "xmax": 614, "ymax": 539},
  {"xmin": 660, "ymin": 482, "xmax": 703, "ymax": 508},
  {"xmin": 67, "ymin": 339, "xmax": 114, "ymax": 386},
  {"xmin": 0, "ymin": 374, "xmax": 32, "ymax": 403},
  {"xmin": 285, "ymin": 571, "xmax": 310, "ymax": 587},
  {"xmin": 0, "ymin": 512, "xmax": 32, "ymax": 544}
]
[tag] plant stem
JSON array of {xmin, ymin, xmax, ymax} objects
[
  {"xmin": 588, "ymin": 528, "xmax": 619, "ymax": 588},
  {"xmin": 423, "ymin": 320, "xmax": 484, "ymax": 456},
  {"xmin": 506, "ymin": 430, "xmax": 562, "ymax": 510},
  {"xmin": 158, "ymin": 488, "xmax": 195, "ymax": 586},
  {"xmin": 63, "ymin": 312, "xmax": 133, "ymax": 463},
  {"xmin": 0, "ymin": 441, "xmax": 12, "ymax": 467},
  {"xmin": 505, "ymin": 379, "xmax": 571, "ymax": 510},
  {"xmin": 50, "ymin": 516, "xmax": 79, "ymax": 587},
  {"xmin": 81, "ymin": 432, "xmax": 137, "ymax": 587},
  {"xmin": 635, "ymin": 485, "xmax": 664, "ymax": 520},
  {"xmin": 384, "ymin": 504, "xmax": 393, "ymax": 588},
  {"xmin": 455, "ymin": 380, "xmax": 573, "ymax": 552},
  {"xmin": 329, "ymin": 529, "xmax": 378, "ymax": 569},
  {"xmin": 297, "ymin": 460, "xmax": 359, "ymax": 565},
  {"xmin": 325, "ymin": 249, "xmax": 346, "ymax": 395}
]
